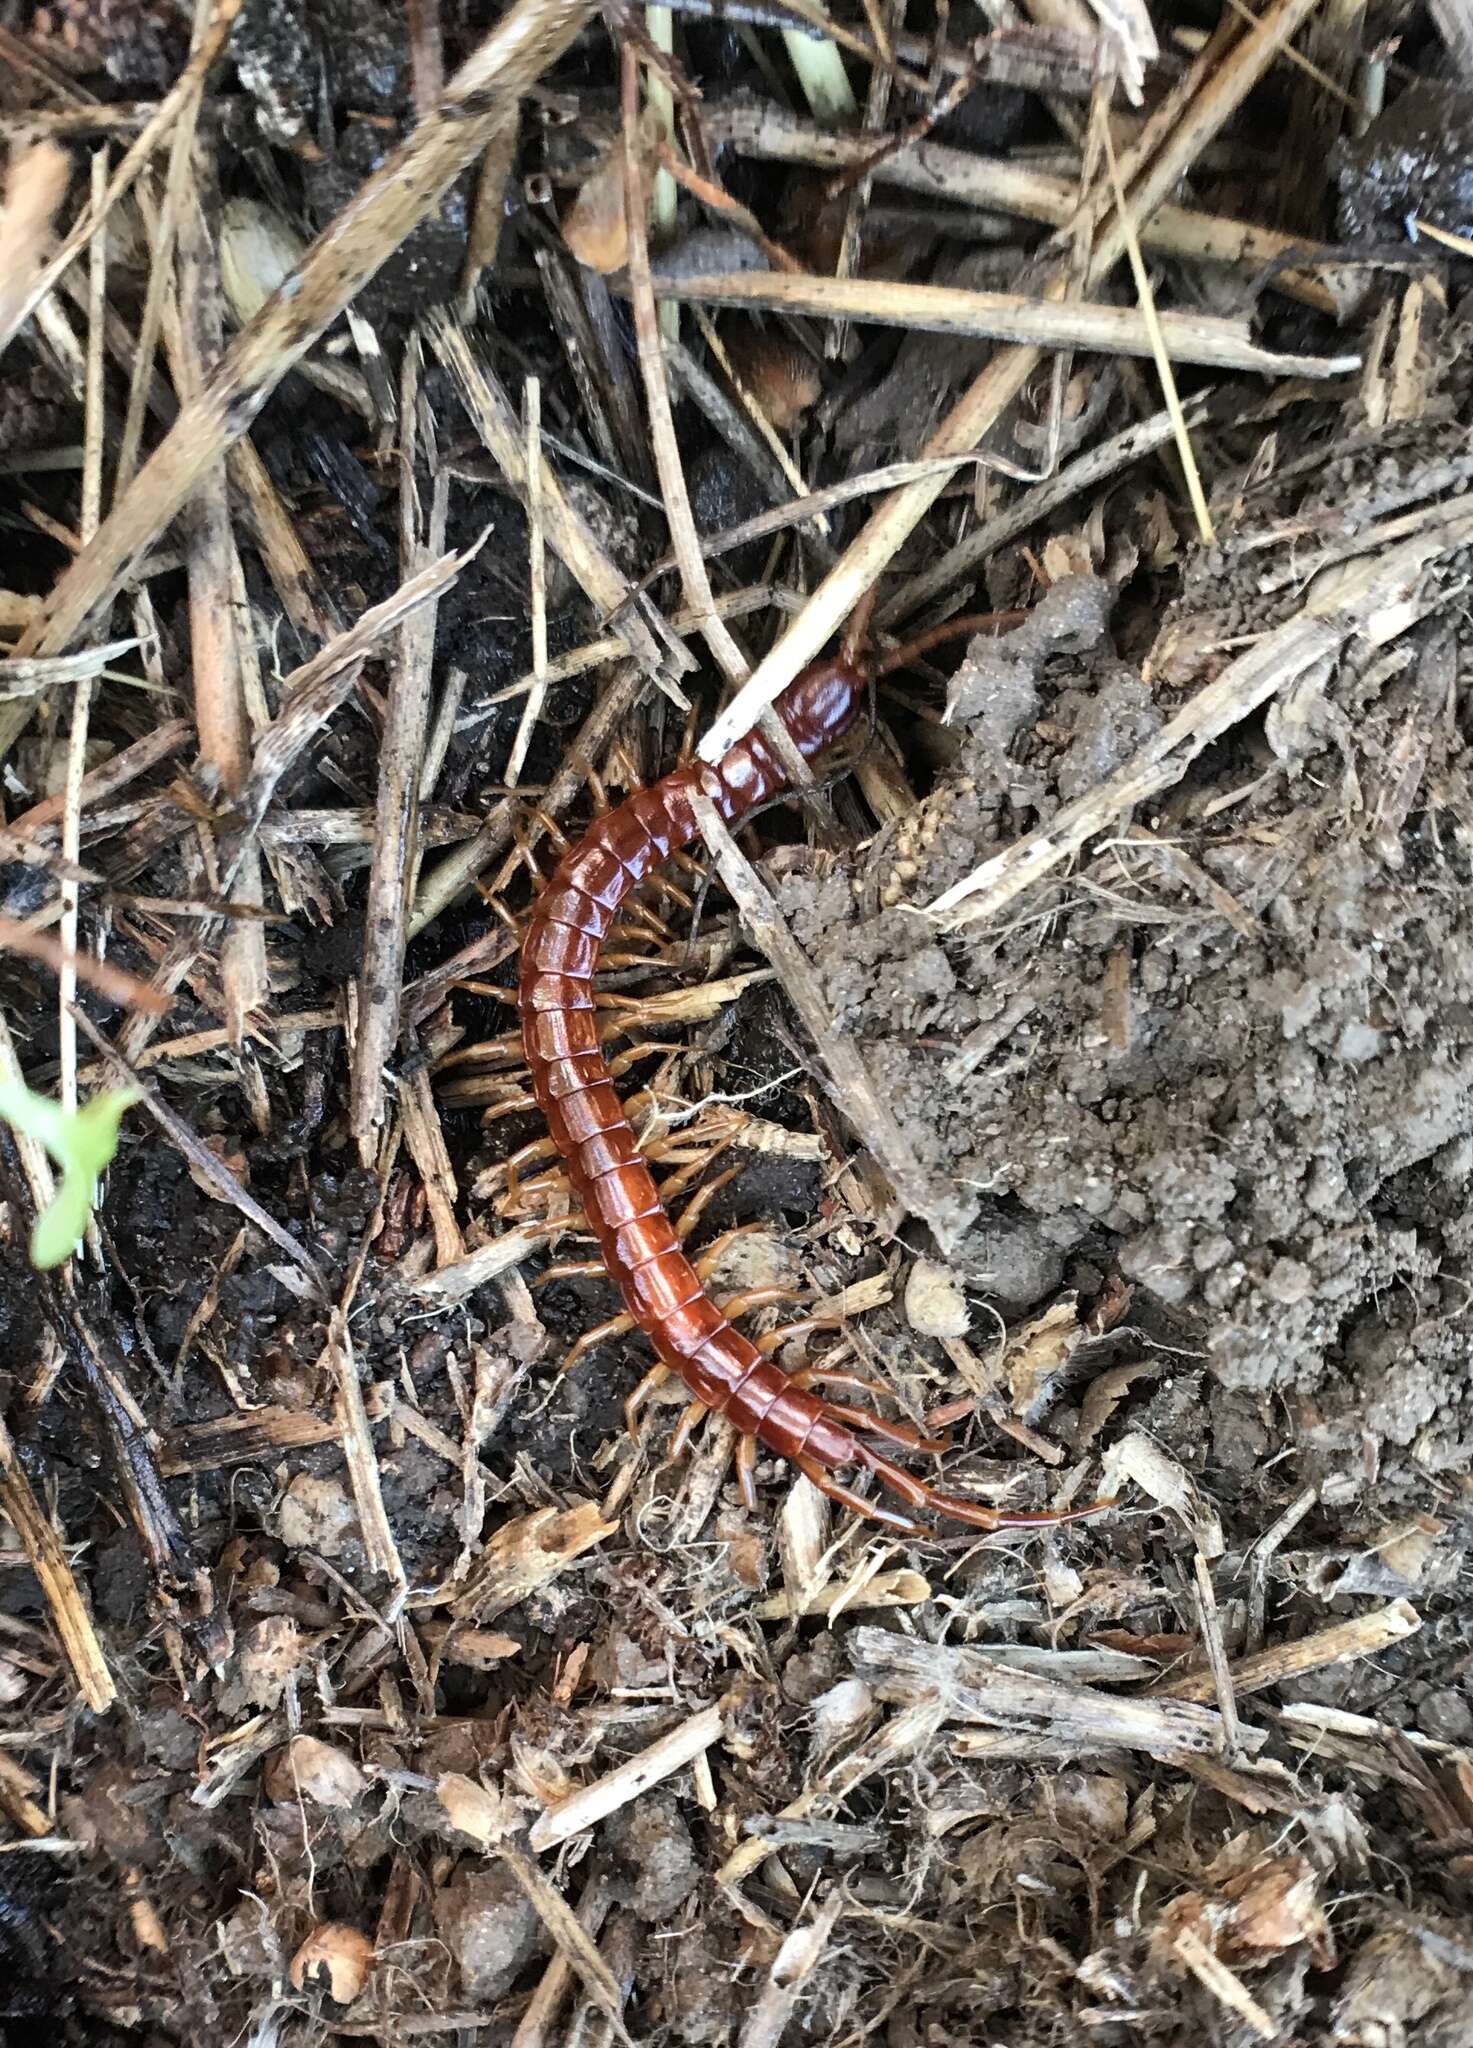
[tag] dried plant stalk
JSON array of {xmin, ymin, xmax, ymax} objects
[
  {"xmin": 8, "ymin": 0, "xmax": 599, "ymax": 676},
  {"xmin": 644, "ymin": 270, "xmax": 1356, "ymax": 376},
  {"xmin": 0, "ymin": 1412, "xmax": 115, "ymax": 1711},
  {"xmin": 698, "ymin": 0, "xmax": 1328, "ymax": 764}
]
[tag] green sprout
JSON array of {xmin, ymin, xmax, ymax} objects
[{"xmin": 0, "ymin": 1077, "xmax": 139, "ymax": 1269}]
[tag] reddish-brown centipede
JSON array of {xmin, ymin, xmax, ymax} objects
[{"xmin": 518, "ymin": 652, "xmax": 1112, "ymax": 1535}]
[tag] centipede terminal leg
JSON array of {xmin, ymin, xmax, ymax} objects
[{"xmin": 796, "ymin": 1455, "xmax": 920, "ymax": 1533}]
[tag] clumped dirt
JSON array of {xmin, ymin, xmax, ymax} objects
[{"xmin": 776, "ymin": 367, "xmax": 1473, "ymax": 1497}]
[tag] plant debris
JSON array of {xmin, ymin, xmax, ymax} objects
[{"xmin": 2, "ymin": 2, "xmax": 1473, "ymax": 2044}]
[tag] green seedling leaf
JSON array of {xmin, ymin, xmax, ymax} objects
[{"xmin": 0, "ymin": 1077, "xmax": 140, "ymax": 1269}]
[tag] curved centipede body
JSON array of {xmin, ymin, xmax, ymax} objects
[{"xmin": 518, "ymin": 655, "xmax": 1110, "ymax": 1536}]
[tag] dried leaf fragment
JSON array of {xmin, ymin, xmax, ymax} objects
[
  {"xmin": 561, "ymin": 114, "xmax": 661, "ymax": 275},
  {"xmin": 0, "ymin": 141, "xmax": 70, "ymax": 351},
  {"xmin": 1005, "ymin": 1295, "xmax": 1084, "ymax": 1417},
  {"xmin": 437, "ymin": 1771, "xmax": 521, "ymax": 1849},
  {"xmin": 446, "ymin": 1501, "xmax": 616, "ymax": 1623},
  {"xmin": 1155, "ymin": 1855, "xmax": 1334, "ymax": 1973},
  {"xmin": 1100, "ymin": 1429, "xmax": 1223, "ymax": 1558},
  {"xmin": 219, "ymin": 196, "xmax": 306, "ymax": 325},
  {"xmin": 263, "ymin": 1735, "xmax": 368, "ymax": 1810}
]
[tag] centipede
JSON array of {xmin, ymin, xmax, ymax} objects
[{"xmin": 517, "ymin": 645, "xmax": 1114, "ymax": 1535}]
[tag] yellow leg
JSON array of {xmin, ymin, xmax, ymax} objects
[
  {"xmin": 561, "ymin": 1311, "xmax": 634, "ymax": 1376},
  {"xmin": 532, "ymin": 1260, "xmax": 605, "ymax": 1287},
  {"xmin": 735, "ymin": 1432, "xmax": 759, "ymax": 1510},
  {"xmin": 624, "ymin": 1362, "xmax": 670, "ymax": 1438},
  {"xmin": 670, "ymin": 1399, "xmax": 708, "ymax": 1459},
  {"xmin": 754, "ymin": 1317, "xmax": 824, "ymax": 1357}
]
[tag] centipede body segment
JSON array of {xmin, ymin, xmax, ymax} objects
[{"xmin": 517, "ymin": 653, "xmax": 1112, "ymax": 1535}]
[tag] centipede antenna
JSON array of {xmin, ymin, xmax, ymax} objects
[
  {"xmin": 873, "ymin": 610, "xmax": 1027, "ymax": 679},
  {"xmin": 840, "ymin": 589, "xmax": 878, "ymax": 672}
]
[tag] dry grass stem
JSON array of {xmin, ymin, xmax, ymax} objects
[
  {"xmin": 0, "ymin": 139, "xmax": 70, "ymax": 348},
  {"xmin": 0, "ymin": 918, "xmax": 171, "ymax": 1012},
  {"xmin": 1157, "ymin": 1599, "xmax": 1423, "ymax": 1704},
  {"xmin": 506, "ymin": 375, "xmax": 549, "ymax": 786},
  {"xmin": 409, "ymin": 659, "xmax": 651, "ymax": 936},
  {"xmin": 690, "ymin": 783, "xmax": 974, "ymax": 1247},
  {"xmin": 1171, "ymin": 1926, "xmax": 1280, "ymax": 2041},
  {"xmin": 707, "ymin": 99, "xmax": 1346, "ymax": 313},
  {"xmin": 350, "ymin": 365, "xmax": 452, "ymax": 1161},
  {"xmin": 645, "ymin": 270, "xmax": 1357, "ymax": 377},
  {"xmin": 848, "ymin": 1627, "xmax": 1245, "ymax": 1759},
  {"xmin": 159, "ymin": 1406, "xmax": 341, "ymax": 1476},
  {"xmin": 398, "ymin": 1063, "xmax": 466, "ymax": 1267},
  {"xmin": 0, "ymin": 1412, "xmax": 115, "ymax": 1711},
  {"xmin": 1102, "ymin": 118, "xmax": 1215, "ymax": 542},
  {"xmin": 426, "ymin": 306, "xmax": 687, "ymax": 698},
  {"xmin": 73, "ymin": 1007, "xmax": 328, "ymax": 1291},
  {"xmin": 497, "ymin": 1839, "xmax": 634, "ymax": 2047},
  {"xmin": 8, "ymin": 0, "xmax": 599, "ymax": 676},
  {"xmin": 407, "ymin": 1227, "xmax": 547, "ymax": 1301},
  {"xmin": 528, "ymin": 1700, "xmax": 725, "ymax": 1850},
  {"xmin": 927, "ymin": 523, "xmax": 1473, "ymax": 924},
  {"xmin": 619, "ymin": 42, "xmax": 750, "ymax": 695},
  {"xmin": 698, "ymin": 0, "xmax": 1328, "ymax": 764},
  {"xmin": 323, "ymin": 1303, "xmax": 408, "ymax": 1591},
  {"xmin": 738, "ymin": 1894, "xmax": 844, "ymax": 2048},
  {"xmin": 0, "ymin": 2, "xmax": 1466, "ymax": 2034},
  {"xmin": 0, "ymin": 0, "xmax": 244, "ymax": 358},
  {"xmin": 57, "ymin": 149, "xmax": 108, "ymax": 1114},
  {"xmin": 435, "ymin": 1502, "xmax": 616, "ymax": 1624}
]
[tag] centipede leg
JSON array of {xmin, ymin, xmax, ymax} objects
[
  {"xmin": 807, "ymin": 1400, "xmax": 949, "ymax": 1455},
  {"xmin": 534, "ymin": 1260, "xmax": 606, "ymax": 1286},
  {"xmin": 795, "ymin": 1455, "xmax": 919, "ymax": 1533},
  {"xmin": 790, "ymin": 1365, "xmax": 900, "ymax": 1402},
  {"xmin": 562, "ymin": 1312, "xmax": 636, "ymax": 1375},
  {"xmin": 852, "ymin": 1443, "xmax": 936, "ymax": 1509},
  {"xmin": 853, "ymin": 1441, "xmax": 1113, "ymax": 1531},
  {"xmin": 667, "ymin": 1159, "xmax": 739, "ymax": 1231},
  {"xmin": 528, "ymin": 805, "xmax": 572, "ymax": 856},
  {"xmin": 754, "ymin": 1318, "xmax": 824, "ymax": 1357},
  {"xmin": 734, "ymin": 1432, "xmax": 759, "ymax": 1510},
  {"xmin": 712, "ymin": 1286, "xmax": 805, "ymax": 1322},
  {"xmin": 624, "ymin": 1363, "xmax": 670, "ymax": 1438},
  {"xmin": 690, "ymin": 1225, "xmax": 764, "ymax": 1278},
  {"xmin": 787, "ymin": 1367, "xmax": 950, "ymax": 1451},
  {"xmin": 670, "ymin": 1399, "xmax": 708, "ymax": 1460}
]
